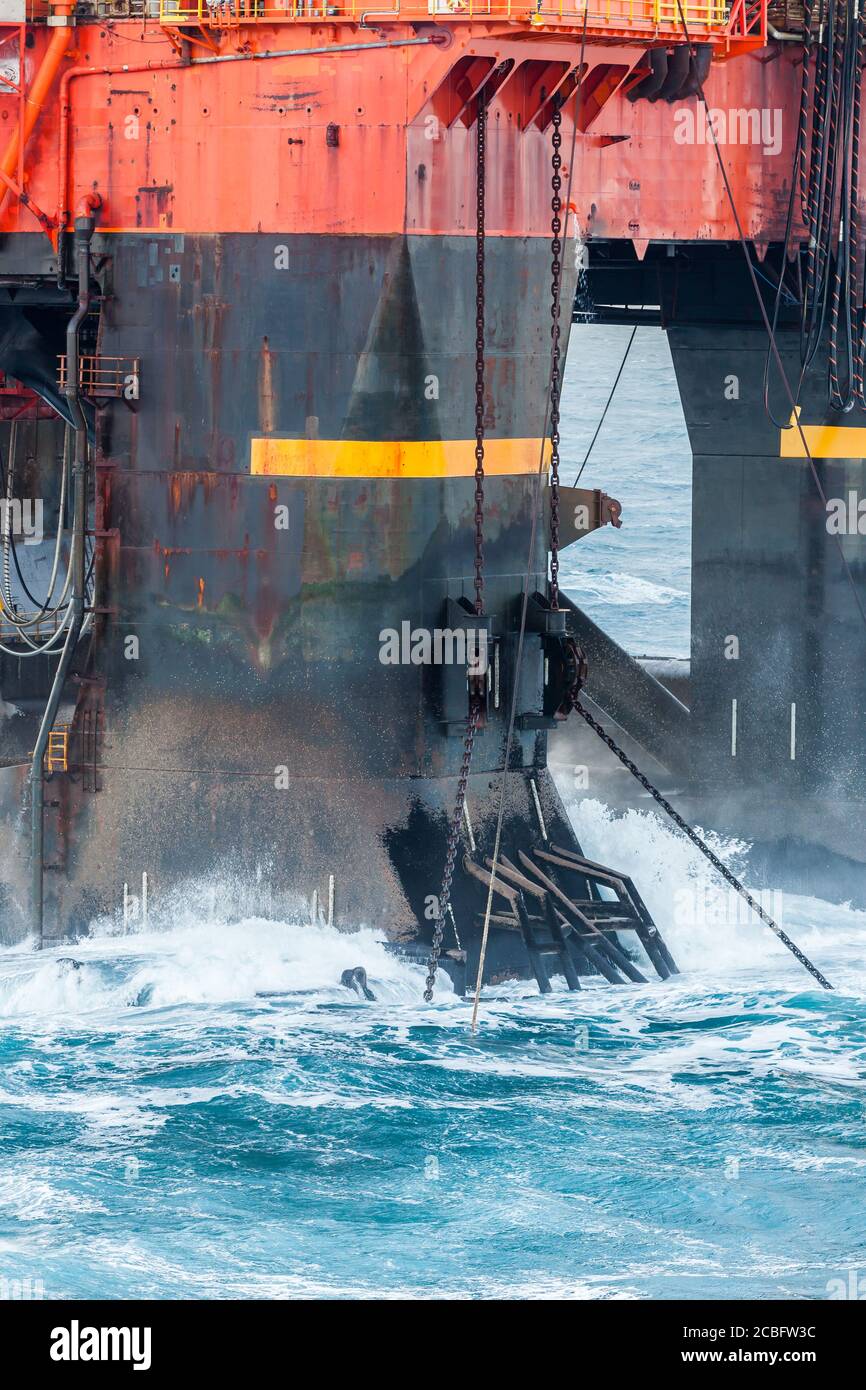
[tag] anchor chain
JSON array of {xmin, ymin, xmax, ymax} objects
[
  {"xmin": 549, "ymin": 101, "xmax": 563, "ymax": 612},
  {"xmin": 545, "ymin": 101, "xmax": 587, "ymax": 720},
  {"xmin": 424, "ymin": 697, "xmax": 482, "ymax": 1001},
  {"xmin": 473, "ymin": 90, "xmax": 486, "ymax": 618},
  {"xmin": 575, "ymin": 701, "xmax": 834, "ymax": 991},
  {"xmin": 425, "ymin": 95, "xmax": 487, "ymax": 1002}
]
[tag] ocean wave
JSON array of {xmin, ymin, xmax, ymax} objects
[{"xmin": 566, "ymin": 570, "xmax": 688, "ymax": 609}]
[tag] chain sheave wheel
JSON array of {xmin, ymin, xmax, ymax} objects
[
  {"xmin": 424, "ymin": 98, "xmax": 487, "ymax": 1002},
  {"xmin": 562, "ymin": 634, "xmax": 588, "ymax": 712}
]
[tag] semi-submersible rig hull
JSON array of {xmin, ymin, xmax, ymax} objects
[{"xmin": 0, "ymin": 0, "xmax": 863, "ymax": 984}]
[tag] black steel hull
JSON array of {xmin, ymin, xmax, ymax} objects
[{"xmin": 1, "ymin": 230, "xmax": 585, "ymax": 967}]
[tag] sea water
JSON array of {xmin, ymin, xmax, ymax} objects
[{"xmin": 0, "ymin": 330, "xmax": 863, "ymax": 1301}]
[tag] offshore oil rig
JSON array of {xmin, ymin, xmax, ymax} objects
[{"xmin": 0, "ymin": 0, "xmax": 859, "ymax": 992}]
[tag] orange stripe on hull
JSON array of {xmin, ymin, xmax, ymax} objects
[{"xmin": 250, "ymin": 437, "xmax": 551, "ymax": 478}]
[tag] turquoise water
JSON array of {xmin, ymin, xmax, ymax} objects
[
  {"xmin": 1, "ymin": 337, "xmax": 864, "ymax": 1301},
  {"xmin": 1, "ymin": 841, "xmax": 864, "ymax": 1300}
]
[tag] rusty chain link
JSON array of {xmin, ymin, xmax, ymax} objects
[
  {"xmin": 575, "ymin": 701, "xmax": 834, "ymax": 991},
  {"xmin": 473, "ymin": 93, "xmax": 487, "ymax": 617},
  {"xmin": 546, "ymin": 99, "xmax": 586, "ymax": 721},
  {"xmin": 549, "ymin": 100, "xmax": 563, "ymax": 612},
  {"xmin": 424, "ymin": 697, "xmax": 482, "ymax": 1001},
  {"xmin": 425, "ymin": 96, "xmax": 487, "ymax": 1001}
]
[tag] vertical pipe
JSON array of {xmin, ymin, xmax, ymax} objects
[
  {"xmin": 0, "ymin": 8, "xmax": 73, "ymax": 215},
  {"xmin": 30, "ymin": 210, "xmax": 95, "ymax": 945}
]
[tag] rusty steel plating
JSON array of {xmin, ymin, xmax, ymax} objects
[
  {"xmin": 575, "ymin": 701, "xmax": 834, "ymax": 992},
  {"xmin": 425, "ymin": 96, "xmax": 487, "ymax": 1003}
]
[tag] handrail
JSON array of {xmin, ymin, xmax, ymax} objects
[{"xmin": 158, "ymin": 0, "xmax": 766, "ymax": 41}]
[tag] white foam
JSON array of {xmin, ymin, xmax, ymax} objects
[
  {"xmin": 572, "ymin": 571, "xmax": 687, "ymax": 609},
  {"xmin": 564, "ymin": 796, "xmax": 866, "ymax": 988},
  {"xmin": 1, "ymin": 797, "xmax": 863, "ymax": 1023},
  {"xmin": 0, "ymin": 915, "xmax": 450, "ymax": 1022}
]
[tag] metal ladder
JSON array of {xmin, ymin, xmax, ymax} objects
[{"xmin": 464, "ymin": 840, "xmax": 678, "ymax": 994}]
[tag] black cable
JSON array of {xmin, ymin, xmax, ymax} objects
[
  {"xmin": 762, "ymin": 66, "xmax": 807, "ymax": 428},
  {"xmin": 470, "ymin": 10, "xmax": 590, "ymax": 1025},
  {"xmin": 0, "ymin": 438, "xmax": 94, "ymax": 622},
  {"xmin": 675, "ymin": 0, "xmax": 866, "ymax": 638},
  {"xmin": 573, "ymin": 323, "xmax": 637, "ymax": 485},
  {"xmin": 0, "ymin": 441, "xmax": 66, "ymax": 615}
]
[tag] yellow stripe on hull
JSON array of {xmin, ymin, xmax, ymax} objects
[
  {"xmin": 250, "ymin": 437, "xmax": 551, "ymax": 478},
  {"xmin": 780, "ymin": 408, "xmax": 866, "ymax": 460}
]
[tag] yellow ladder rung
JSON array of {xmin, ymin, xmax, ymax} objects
[{"xmin": 46, "ymin": 727, "xmax": 70, "ymax": 774}]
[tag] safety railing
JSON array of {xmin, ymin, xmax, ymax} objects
[
  {"xmin": 0, "ymin": 611, "xmax": 66, "ymax": 644},
  {"xmin": 58, "ymin": 355, "xmax": 140, "ymax": 400},
  {"xmin": 0, "ymin": 2, "xmax": 54, "ymax": 20},
  {"xmin": 158, "ymin": 0, "xmax": 765, "ymax": 41},
  {"xmin": 654, "ymin": 0, "xmax": 727, "ymax": 21}
]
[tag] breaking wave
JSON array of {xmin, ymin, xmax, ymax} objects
[{"xmin": 0, "ymin": 806, "xmax": 864, "ymax": 1299}]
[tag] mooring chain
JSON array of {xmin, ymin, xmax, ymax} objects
[
  {"xmin": 548, "ymin": 100, "xmax": 564, "ymax": 611},
  {"xmin": 849, "ymin": 6, "xmax": 863, "ymax": 401},
  {"xmin": 853, "ymin": 7, "xmax": 866, "ymax": 405},
  {"xmin": 575, "ymin": 702, "xmax": 834, "ymax": 991},
  {"xmin": 424, "ymin": 698, "xmax": 482, "ymax": 1001},
  {"xmin": 425, "ymin": 97, "xmax": 487, "ymax": 1002},
  {"xmin": 473, "ymin": 92, "xmax": 487, "ymax": 617},
  {"xmin": 828, "ymin": 3, "xmax": 857, "ymax": 411},
  {"xmin": 798, "ymin": 0, "xmax": 813, "ymax": 218},
  {"xmin": 546, "ymin": 101, "xmax": 587, "ymax": 721}
]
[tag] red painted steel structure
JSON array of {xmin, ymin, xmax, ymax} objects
[{"xmin": 0, "ymin": 5, "xmax": 791, "ymax": 253}]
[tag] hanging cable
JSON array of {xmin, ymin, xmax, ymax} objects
[
  {"xmin": 470, "ymin": 12, "xmax": 590, "ymax": 1031},
  {"xmin": 549, "ymin": 97, "xmax": 564, "ymax": 611},
  {"xmin": 424, "ymin": 88, "xmax": 488, "ymax": 1003},
  {"xmin": 675, "ymin": 0, "xmax": 866, "ymax": 639},
  {"xmin": 0, "ymin": 421, "xmax": 92, "ymax": 658},
  {"xmin": 573, "ymin": 323, "xmax": 637, "ymax": 486}
]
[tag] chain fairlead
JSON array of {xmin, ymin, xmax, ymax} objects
[
  {"xmin": 549, "ymin": 100, "xmax": 564, "ymax": 612},
  {"xmin": 425, "ymin": 98, "xmax": 487, "ymax": 1001},
  {"xmin": 556, "ymin": 631, "xmax": 589, "ymax": 717}
]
